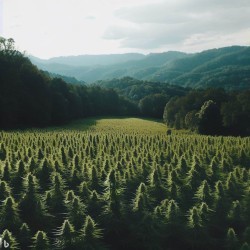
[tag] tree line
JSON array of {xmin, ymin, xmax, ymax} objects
[
  {"xmin": 0, "ymin": 38, "xmax": 137, "ymax": 129},
  {"xmin": 1, "ymin": 37, "xmax": 249, "ymax": 136},
  {"xmin": 163, "ymin": 88, "xmax": 250, "ymax": 136}
]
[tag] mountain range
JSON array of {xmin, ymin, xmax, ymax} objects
[{"xmin": 30, "ymin": 46, "xmax": 250, "ymax": 90}]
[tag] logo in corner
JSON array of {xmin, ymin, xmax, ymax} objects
[{"xmin": 0, "ymin": 237, "xmax": 9, "ymax": 248}]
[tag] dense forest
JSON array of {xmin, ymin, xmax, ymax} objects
[
  {"xmin": 0, "ymin": 38, "xmax": 137, "ymax": 129},
  {"xmin": 1, "ymin": 38, "xmax": 250, "ymax": 136},
  {"xmin": 97, "ymin": 78, "xmax": 250, "ymax": 136},
  {"xmin": 163, "ymin": 89, "xmax": 250, "ymax": 136},
  {"xmin": 96, "ymin": 77, "xmax": 188, "ymax": 119}
]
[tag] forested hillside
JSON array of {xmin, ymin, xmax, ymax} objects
[
  {"xmin": 96, "ymin": 77, "xmax": 250, "ymax": 136},
  {"xmin": 0, "ymin": 38, "xmax": 137, "ymax": 129},
  {"xmin": 163, "ymin": 89, "xmax": 250, "ymax": 136},
  {"xmin": 1, "ymin": 38, "xmax": 250, "ymax": 136},
  {"xmin": 30, "ymin": 46, "xmax": 250, "ymax": 90}
]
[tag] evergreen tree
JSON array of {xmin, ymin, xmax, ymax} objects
[
  {"xmin": 49, "ymin": 173, "xmax": 66, "ymax": 216},
  {"xmin": 228, "ymin": 200, "xmax": 244, "ymax": 232},
  {"xmin": 0, "ymin": 196, "xmax": 21, "ymax": 233},
  {"xmin": 1, "ymin": 229, "xmax": 18, "ymax": 250},
  {"xmin": 241, "ymin": 243, "xmax": 250, "ymax": 250},
  {"xmin": 2, "ymin": 162, "xmax": 11, "ymax": 182},
  {"xmin": 18, "ymin": 223, "xmax": 31, "ymax": 250},
  {"xmin": 194, "ymin": 180, "xmax": 212, "ymax": 205},
  {"xmin": 243, "ymin": 227, "xmax": 250, "ymax": 244},
  {"xmin": 12, "ymin": 160, "xmax": 26, "ymax": 196},
  {"xmin": 19, "ymin": 173, "xmax": 51, "ymax": 230},
  {"xmin": 0, "ymin": 180, "xmax": 11, "ymax": 201},
  {"xmin": 79, "ymin": 181, "xmax": 91, "ymax": 202},
  {"xmin": 149, "ymin": 166, "xmax": 166, "ymax": 204},
  {"xmin": 54, "ymin": 219, "xmax": 76, "ymax": 250},
  {"xmin": 226, "ymin": 228, "xmax": 238, "ymax": 250},
  {"xmin": 32, "ymin": 231, "xmax": 50, "ymax": 250},
  {"xmin": 77, "ymin": 215, "xmax": 104, "ymax": 250},
  {"xmin": 67, "ymin": 196, "xmax": 86, "ymax": 230},
  {"xmin": 37, "ymin": 158, "xmax": 53, "ymax": 190},
  {"xmin": 87, "ymin": 190, "xmax": 103, "ymax": 220},
  {"xmin": 132, "ymin": 182, "xmax": 150, "ymax": 213}
]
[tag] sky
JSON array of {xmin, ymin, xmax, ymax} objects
[{"xmin": 1, "ymin": 0, "xmax": 250, "ymax": 59}]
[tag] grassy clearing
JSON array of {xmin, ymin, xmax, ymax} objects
[{"xmin": 52, "ymin": 117, "xmax": 168, "ymax": 135}]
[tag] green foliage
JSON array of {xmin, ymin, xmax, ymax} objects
[
  {"xmin": 66, "ymin": 196, "xmax": 86, "ymax": 230},
  {"xmin": 77, "ymin": 215, "xmax": 104, "ymax": 250},
  {"xmin": 197, "ymin": 100, "xmax": 223, "ymax": 135},
  {"xmin": 188, "ymin": 206, "xmax": 202, "ymax": 229},
  {"xmin": 226, "ymin": 228, "xmax": 239, "ymax": 250},
  {"xmin": 0, "ymin": 180, "xmax": 11, "ymax": 200},
  {"xmin": 139, "ymin": 93, "xmax": 170, "ymax": 118},
  {"xmin": 132, "ymin": 183, "xmax": 149, "ymax": 213},
  {"xmin": 163, "ymin": 88, "xmax": 250, "ymax": 136},
  {"xmin": 194, "ymin": 180, "xmax": 212, "ymax": 205},
  {"xmin": 241, "ymin": 242, "xmax": 250, "ymax": 250},
  {"xmin": 0, "ymin": 196, "xmax": 21, "ymax": 233},
  {"xmin": 1, "ymin": 229, "xmax": 18, "ymax": 250},
  {"xmin": 32, "ymin": 231, "xmax": 50, "ymax": 250},
  {"xmin": 0, "ymin": 118, "xmax": 249, "ymax": 249},
  {"xmin": 0, "ymin": 39, "xmax": 138, "ymax": 129},
  {"xmin": 54, "ymin": 219, "xmax": 76, "ymax": 249},
  {"xmin": 33, "ymin": 45, "xmax": 250, "ymax": 90},
  {"xmin": 165, "ymin": 199, "xmax": 180, "ymax": 224},
  {"xmin": 19, "ymin": 223, "xmax": 31, "ymax": 249}
]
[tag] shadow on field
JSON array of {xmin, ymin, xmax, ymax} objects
[
  {"xmin": 47, "ymin": 116, "xmax": 165, "ymax": 131},
  {"xmin": 50, "ymin": 118, "xmax": 97, "ymax": 131}
]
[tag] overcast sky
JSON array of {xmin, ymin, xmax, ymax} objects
[{"xmin": 1, "ymin": 0, "xmax": 250, "ymax": 58}]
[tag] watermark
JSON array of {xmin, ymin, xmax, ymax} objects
[{"xmin": 0, "ymin": 238, "xmax": 9, "ymax": 248}]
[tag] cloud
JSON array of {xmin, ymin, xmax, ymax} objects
[{"xmin": 103, "ymin": 0, "xmax": 250, "ymax": 51}]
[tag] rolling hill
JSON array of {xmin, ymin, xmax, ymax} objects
[{"xmin": 30, "ymin": 46, "xmax": 250, "ymax": 90}]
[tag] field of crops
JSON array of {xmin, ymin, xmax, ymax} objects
[{"xmin": 0, "ymin": 117, "xmax": 250, "ymax": 250}]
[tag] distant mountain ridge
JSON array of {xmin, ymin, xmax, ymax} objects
[
  {"xmin": 30, "ymin": 46, "xmax": 250, "ymax": 90},
  {"xmin": 30, "ymin": 53, "xmax": 145, "ymax": 67}
]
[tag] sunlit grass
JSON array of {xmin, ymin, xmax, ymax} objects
[{"xmin": 53, "ymin": 117, "xmax": 167, "ymax": 135}]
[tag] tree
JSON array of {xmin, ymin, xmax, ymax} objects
[
  {"xmin": 77, "ymin": 216, "xmax": 104, "ymax": 250},
  {"xmin": 54, "ymin": 220, "xmax": 76, "ymax": 249},
  {"xmin": 241, "ymin": 243, "xmax": 250, "ymax": 250},
  {"xmin": 139, "ymin": 94, "xmax": 169, "ymax": 118},
  {"xmin": 0, "ymin": 196, "xmax": 21, "ymax": 233},
  {"xmin": 1, "ymin": 229, "xmax": 19, "ymax": 250},
  {"xmin": 66, "ymin": 196, "xmax": 86, "ymax": 230},
  {"xmin": 0, "ymin": 37, "xmax": 19, "ymax": 56},
  {"xmin": 226, "ymin": 228, "xmax": 238, "ymax": 250},
  {"xmin": 19, "ymin": 223, "xmax": 31, "ymax": 249},
  {"xmin": 19, "ymin": 173, "xmax": 51, "ymax": 230},
  {"xmin": 185, "ymin": 110, "xmax": 199, "ymax": 130},
  {"xmin": 197, "ymin": 100, "xmax": 223, "ymax": 135},
  {"xmin": 0, "ymin": 180, "xmax": 11, "ymax": 201},
  {"xmin": 32, "ymin": 231, "xmax": 50, "ymax": 250}
]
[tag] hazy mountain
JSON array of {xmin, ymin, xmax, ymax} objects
[
  {"xmin": 30, "ymin": 53, "xmax": 145, "ymax": 66},
  {"xmin": 30, "ymin": 46, "xmax": 250, "ymax": 90},
  {"xmin": 41, "ymin": 70, "xmax": 85, "ymax": 85},
  {"xmin": 150, "ymin": 46, "xmax": 250, "ymax": 90},
  {"xmin": 30, "ymin": 51, "xmax": 187, "ymax": 82}
]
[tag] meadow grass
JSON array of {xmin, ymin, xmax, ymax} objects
[{"xmin": 52, "ymin": 116, "xmax": 168, "ymax": 134}]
